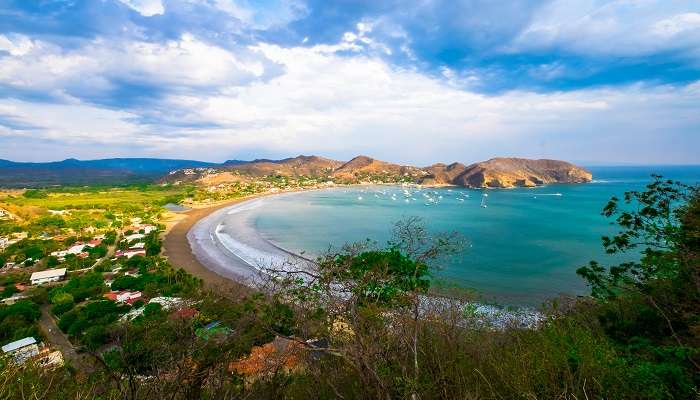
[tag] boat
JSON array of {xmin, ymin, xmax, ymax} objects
[{"xmin": 480, "ymin": 193, "xmax": 488, "ymax": 208}]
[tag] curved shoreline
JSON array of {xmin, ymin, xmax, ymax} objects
[
  {"xmin": 162, "ymin": 190, "xmax": 315, "ymax": 295},
  {"xmin": 162, "ymin": 197, "xmax": 255, "ymax": 297}
]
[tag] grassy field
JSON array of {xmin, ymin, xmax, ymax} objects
[{"xmin": 1, "ymin": 186, "xmax": 189, "ymax": 211}]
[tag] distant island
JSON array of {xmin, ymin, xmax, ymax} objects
[{"xmin": 0, "ymin": 155, "xmax": 592, "ymax": 188}]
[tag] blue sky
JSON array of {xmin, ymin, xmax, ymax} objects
[{"xmin": 0, "ymin": 0, "xmax": 699, "ymax": 165}]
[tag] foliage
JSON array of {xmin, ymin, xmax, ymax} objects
[
  {"xmin": 576, "ymin": 175, "xmax": 700, "ymax": 397},
  {"xmin": 0, "ymin": 300, "xmax": 41, "ymax": 346},
  {"xmin": 52, "ymin": 272, "xmax": 105, "ymax": 303},
  {"xmin": 577, "ymin": 175, "xmax": 697, "ymax": 298},
  {"xmin": 50, "ymin": 291, "xmax": 75, "ymax": 316},
  {"xmin": 58, "ymin": 300, "xmax": 128, "ymax": 343}
]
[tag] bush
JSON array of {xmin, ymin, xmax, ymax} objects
[{"xmin": 50, "ymin": 292, "xmax": 75, "ymax": 316}]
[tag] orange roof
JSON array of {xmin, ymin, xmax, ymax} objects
[{"xmin": 103, "ymin": 292, "xmax": 118, "ymax": 301}]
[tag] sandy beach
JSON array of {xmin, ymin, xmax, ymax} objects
[
  {"xmin": 162, "ymin": 191, "xmax": 313, "ymax": 297},
  {"xmin": 162, "ymin": 197, "xmax": 255, "ymax": 298}
]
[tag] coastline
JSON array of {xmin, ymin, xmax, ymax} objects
[
  {"xmin": 161, "ymin": 195, "xmax": 260, "ymax": 297},
  {"xmin": 162, "ymin": 189, "xmax": 315, "ymax": 296},
  {"xmin": 161, "ymin": 185, "xmax": 546, "ymax": 325}
]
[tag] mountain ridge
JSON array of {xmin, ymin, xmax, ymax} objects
[{"xmin": 0, "ymin": 155, "xmax": 592, "ymax": 188}]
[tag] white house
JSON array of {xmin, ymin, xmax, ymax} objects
[
  {"xmin": 115, "ymin": 249, "xmax": 146, "ymax": 259},
  {"xmin": 30, "ymin": 268, "xmax": 67, "ymax": 285},
  {"xmin": 116, "ymin": 291, "xmax": 142, "ymax": 303},
  {"xmin": 2, "ymin": 337, "xmax": 39, "ymax": 364},
  {"xmin": 67, "ymin": 243, "xmax": 86, "ymax": 254},
  {"xmin": 124, "ymin": 233, "xmax": 145, "ymax": 242}
]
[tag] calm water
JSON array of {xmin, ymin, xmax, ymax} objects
[{"xmin": 251, "ymin": 166, "xmax": 700, "ymax": 305}]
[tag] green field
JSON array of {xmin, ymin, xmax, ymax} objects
[{"xmin": 1, "ymin": 185, "xmax": 192, "ymax": 212}]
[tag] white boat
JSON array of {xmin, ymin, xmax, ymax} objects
[{"xmin": 480, "ymin": 193, "xmax": 488, "ymax": 208}]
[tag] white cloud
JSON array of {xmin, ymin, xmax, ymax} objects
[
  {"xmin": 511, "ymin": 1, "xmax": 700, "ymax": 59},
  {"xmin": 0, "ymin": 34, "xmax": 35, "ymax": 56},
  {"xmin": 117, "ymin": 0, "xmax": 165, "ymax": 17},
  {"xmin": 3, "ymin": 37, "xmax": 699, "ymax": 164},
  {"xmin": 653, "ymin": 12, "xmax": 700, "ymax": 37},
  {"xmin": 0, "ymin": 33, "xmax": 273, "ymax": 97}
]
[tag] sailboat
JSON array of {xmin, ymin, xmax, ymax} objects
[{"xmin": 480, "ymin": 193, "xmax": 488, "ymax": 208}]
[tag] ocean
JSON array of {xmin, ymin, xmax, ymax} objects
[{"xmin": 242, "ymin": 166, "xmax": 700, "ymax": 306}]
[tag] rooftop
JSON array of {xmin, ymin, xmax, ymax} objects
[
  {"xmin": 2, "ymin": 337, "xmax": 37, "ymax": 353},
  {"xmin": 30, "ymin": 268, "xmax": 67, "ymax": 280}
]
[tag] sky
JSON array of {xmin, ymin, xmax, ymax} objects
[{"xmin": 0, "ymin": 0, "xmax": 699, "ymax": 165}]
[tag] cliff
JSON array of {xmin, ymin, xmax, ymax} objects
[{"xmin": 424, "ymin": 158, "xmax": 592, "ymax": 188}]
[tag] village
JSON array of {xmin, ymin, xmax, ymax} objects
[{"xmin": 0, "ymin": 188, "xmax": 306, "ymax": 385}]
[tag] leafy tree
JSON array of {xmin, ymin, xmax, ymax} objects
[
  {"xmin": 87, "ymin": 244, "xmax": 108, "ymax": 258},
  {"xmin": 23, "ymin": 245, "xmax": 44, "ymax": 260},
  {"xmin": 0, "ymin": 300, "xmax": 40, "ymax": 322},
  {"xmin": 103, "ymin": 230, "xmax": 117, "ymax": 245},
  {"xmin": 1, "ymin": 284, "xmax": 18, "ymax": 299},
  {"xmin": 83, "ymin": 325, "xmax": 108, "ymax": 351},
  {"xmin": 263, "ymin": 218, "xmax": 463, "ymax": 399},
  {"xmin": 111, "ymin": 275, "xmax": 141, "ymax": 291},
  {"xmin": 577, "ymin": 175, "xmax": 698, "ymax": 298},
  {"xmin": 577, "ymin": 175, "xmax": 700, "ymax": 395},
  {"xmin": 23, "ymin": 189, "xmax": 47, "ymax": 199},
  {"xmin": 145, "ymin": 232, "xmax": 161, "ymax": 256},
  {"xmin": 50, "ymin": 292, "xmax": 75, "ymax": 316}
]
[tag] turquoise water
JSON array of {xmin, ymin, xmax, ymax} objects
[{"xmin": 251, "ymin": 166, "xmax": 700, "ymax": 305}]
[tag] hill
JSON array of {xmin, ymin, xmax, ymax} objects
[
  {"xmin": 0, "ymin": 158, "xmax": 215, "ymax": 187},
  {"xmin": 423, "ymin": 158, "xmax": 592, "ymax": 188},
  {"xmin": 0, "ymin": 155, "xmax": 592, "ymax": 188}
]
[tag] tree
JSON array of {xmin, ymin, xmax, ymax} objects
[
  {"xmin": 1, "ymin": 285, "xmax": 18, "ymax": 300},
  {"xmin": 261, "ymin": 218, "xmax": 463, "ymax": 399},
  {"xmin": 577, "ymin": 175, "xmax": 698, "ymax": 298},
  {"xmin": 24, "ymin": 245, "xmax": 44, "ymax": 261},
  {"xmin": 577, "ymin": 175, "xmax": 700, "ymax": 383},
  {"xmin": 51, "ymin": 292, "xmax": 75, "ymax": 316}
]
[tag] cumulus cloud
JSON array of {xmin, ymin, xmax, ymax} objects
[
  {"xmin": 1, "ymin": 33, "xmax": 698, "ymax": 164},
  {"xmin": 511, "ymin": 1, "xmax": 700, "ymax": 59},
  {"xmin": 0, "ymin": 33, "xmax": 278, "ymax": 105},
  {"xmin": 0, "ymin": 0, "xmax": 698, "ymax": 163}
]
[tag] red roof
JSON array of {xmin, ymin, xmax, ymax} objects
[{"xmin": 103, "ymin": 292, "xmax": 118, "ymax": 301}]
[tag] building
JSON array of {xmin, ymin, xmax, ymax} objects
[
  {"xmin": 116, "ymin": 291, "xmax": 142, "ymax": 303},
  {"xmin": 67, "ymin": 243, "xmax": 86, "ymax": 254},
  {"xmin": 1, "ymin": 294, "xmax": 28, "ymax": 305},
  {"xmin": 104, "ymin": 290, "xmax": 142, "ymax": 304},
  {"xmin": 124, "ymin": 233, "xmax": 145, "ymax": 242},
  {"xmin": 2, "ymin": 337, "xmax": 39, "ymax": 364},
  {"xmin": 30, "ymin": 268, "xmax": 67, "ymax": 285},
  {"xmin": 115, "ymin": 249, "xmax": 146, "ymax": 258}
]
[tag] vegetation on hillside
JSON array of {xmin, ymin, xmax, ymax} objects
[{"xmin": 0, "ymin": 176, "xmax": 697, "ymax": 399}]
